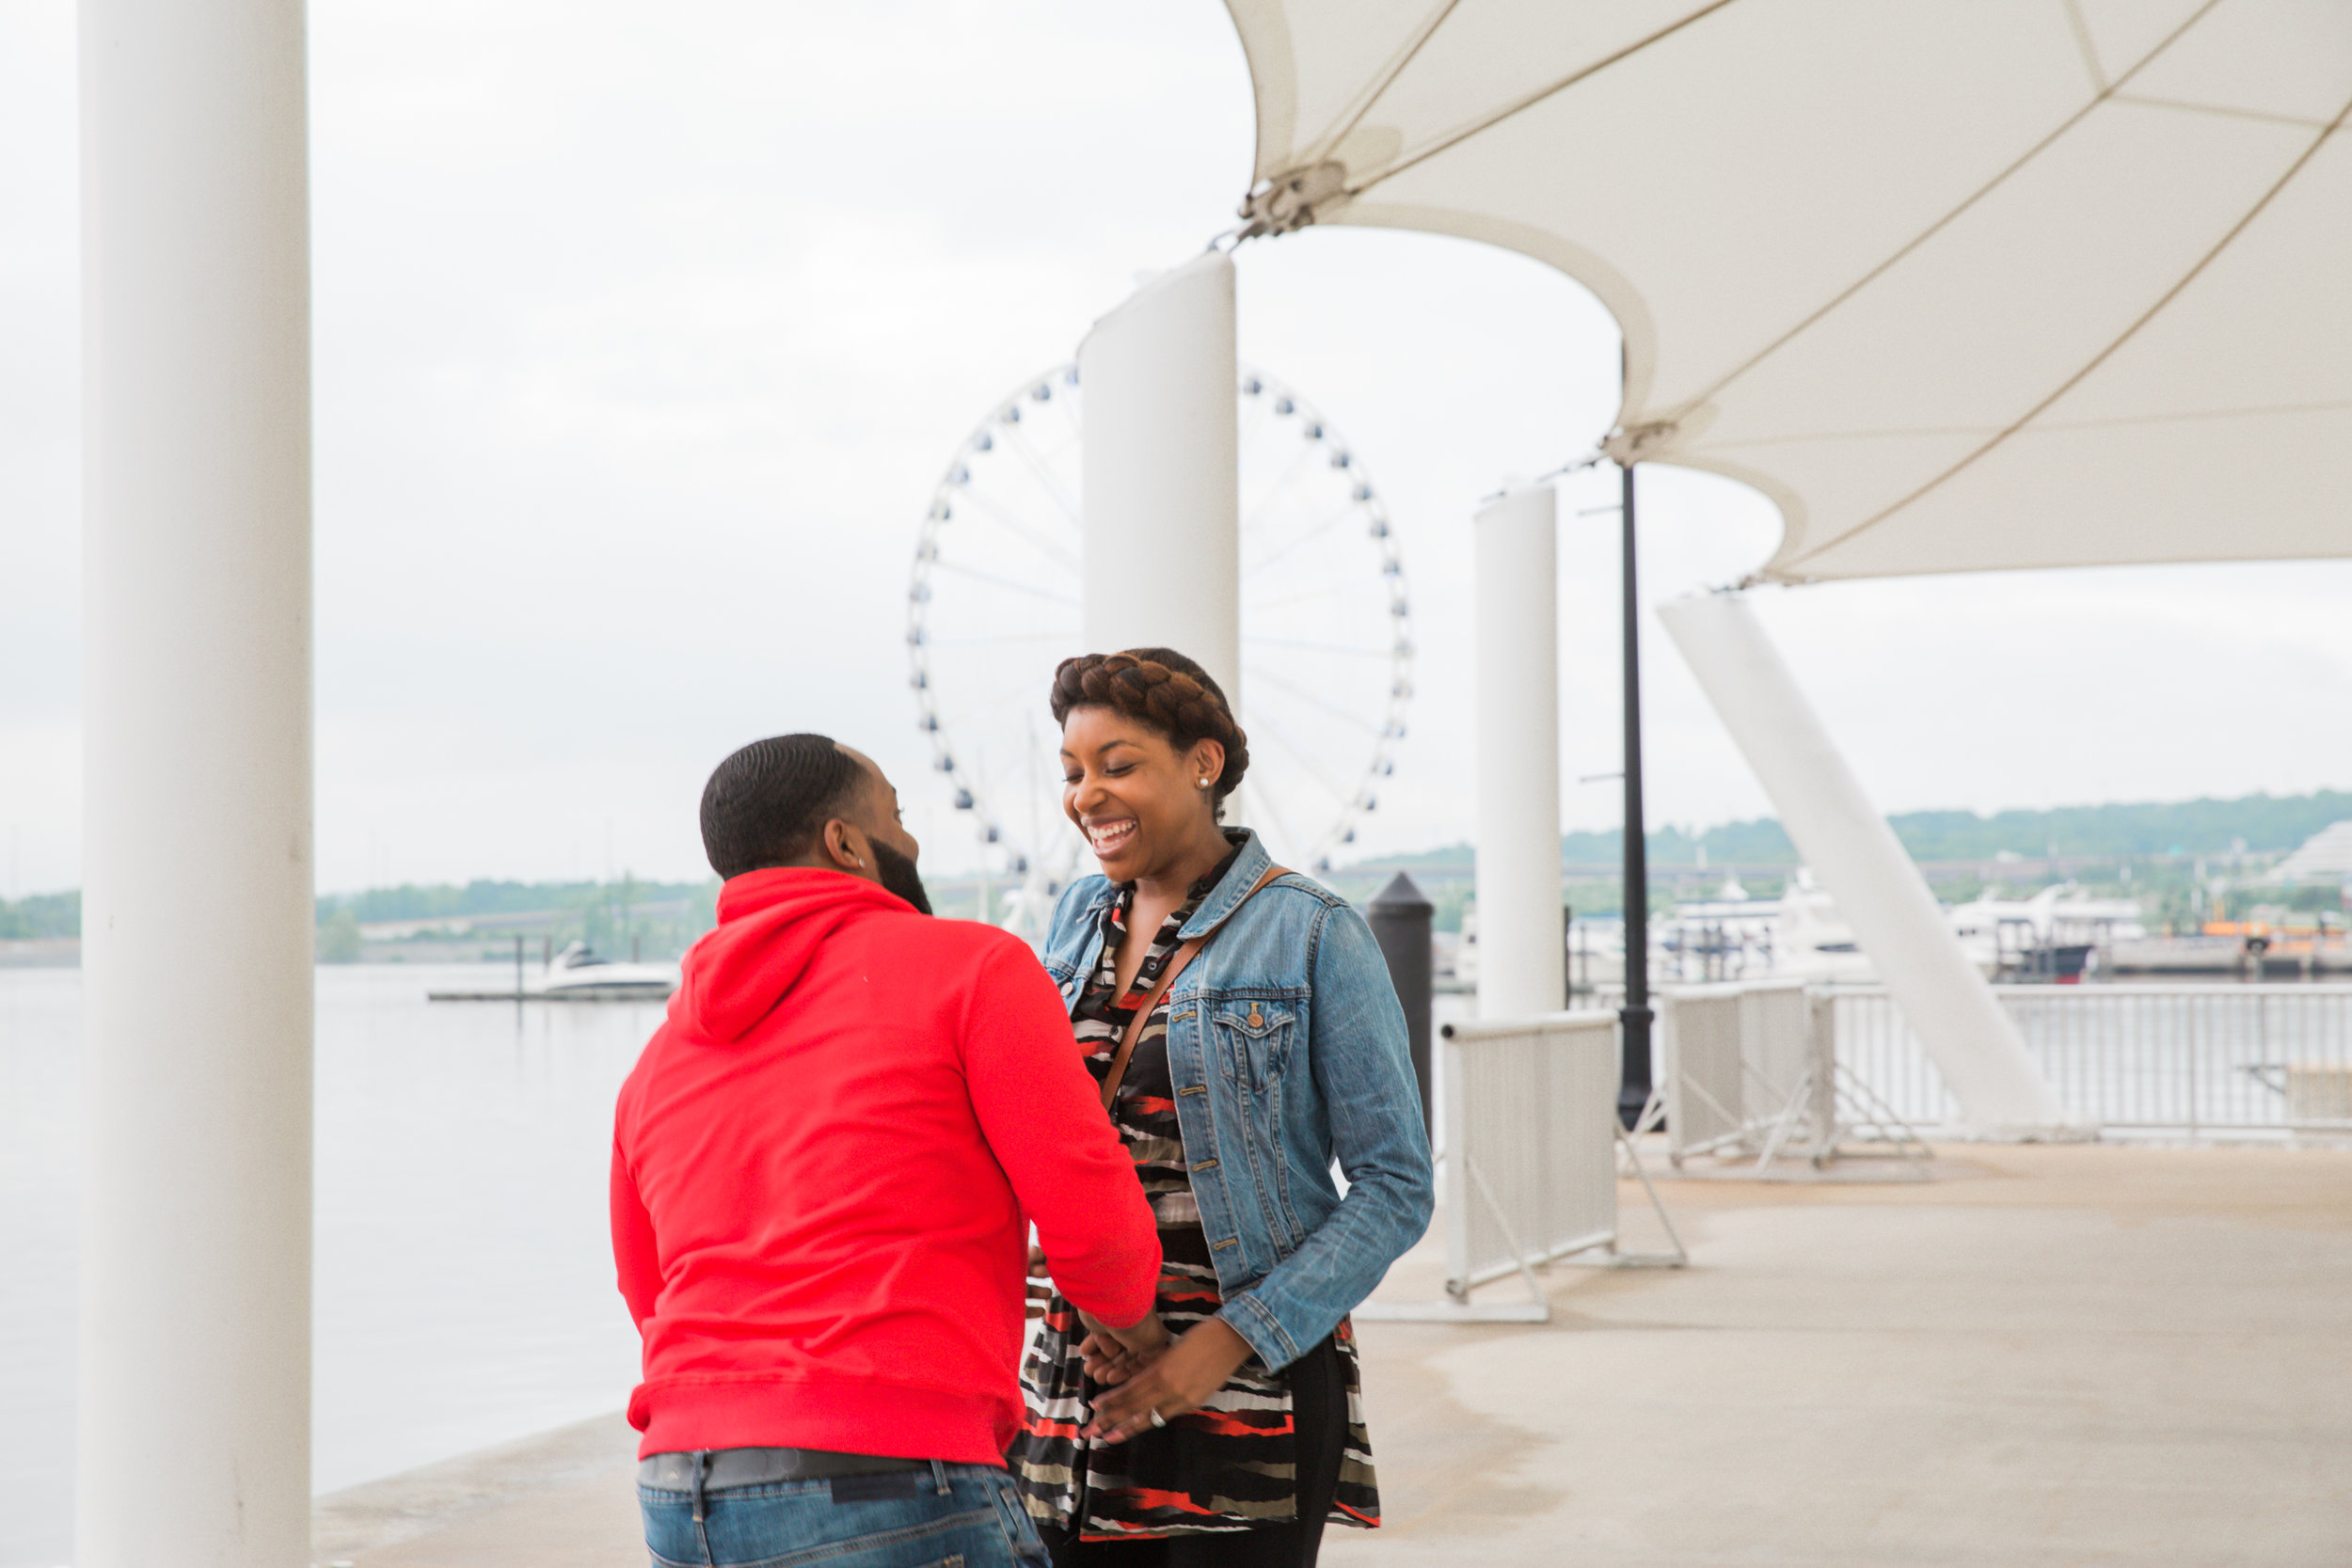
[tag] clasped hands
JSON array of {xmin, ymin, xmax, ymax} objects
[{"xmin": 1029, "ymin": 1245, "xmax": 1256, "ymax": 1445}]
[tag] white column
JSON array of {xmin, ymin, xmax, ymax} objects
[
  {"xmin": 79, "ymin": 4, "xmax": 314, "ymax": 1563},
  {"xmin": 1077, "ymin": 250, "xmax": 1241, "ymax": 701},
  {"xmin": 1473, "ymin": 485, "xmax": 1565, "ymax": 1019},
  {"xmin": 1658, "ymin": 591, "xmax": 2062, "ymax": 1129}
]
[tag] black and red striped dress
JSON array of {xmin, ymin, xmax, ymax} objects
[{"xmin": 1009, "ymin": 862, "xmax": 1380, "ymax": 1544}]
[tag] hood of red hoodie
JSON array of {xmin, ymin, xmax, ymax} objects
[{"xmin": 671, "ymin": 866, "xmax": 916, "ymax": 1044}]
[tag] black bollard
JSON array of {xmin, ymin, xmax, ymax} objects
[
  {"xmin": 1563, "ymin": 903, "xmax": 1575, "ymax": 1007},
  {"xmin": 1366, "ymin": 872, "xmax": 1436, "ymax": 1138}
]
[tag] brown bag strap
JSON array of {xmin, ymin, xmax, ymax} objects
[{"xmin": 1098, "ymin": 864, "xmax": 1289, "ymax": 1112}]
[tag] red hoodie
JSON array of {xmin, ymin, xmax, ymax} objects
[{"xmin": 611, "ymin": 866, "xmax": 1159, "ymax": 1465}]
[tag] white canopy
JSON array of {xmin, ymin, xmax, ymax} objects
[{"xmin": 1224, "ymin": 0, "xmax": 2352, "ymax": 581}]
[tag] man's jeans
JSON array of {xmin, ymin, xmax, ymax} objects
[{"xmin": 641, "ymin": 1459, "xmax": 1049, "ymax": 1567}]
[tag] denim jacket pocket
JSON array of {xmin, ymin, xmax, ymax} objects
[{"xmin": 1209, "ymin": 998, "xmax": 1296, "ymax": 1090}]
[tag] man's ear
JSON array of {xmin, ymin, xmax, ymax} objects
[{"xmin": 820, "ymin": 818, "xmax": 870, "ymax": 876}]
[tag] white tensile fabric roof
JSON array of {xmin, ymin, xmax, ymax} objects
[{"xmin": 1223, "ymin": 0, "xmax": 2352, "ymax": 581}]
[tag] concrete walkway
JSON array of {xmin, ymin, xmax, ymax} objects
[{"xmin": 313, "ymin": 1144, "xmax": 2352, "ymax": 1566}]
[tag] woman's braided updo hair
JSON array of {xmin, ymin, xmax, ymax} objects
[{"xmin": 1050, "ymin": 647, "xmax": 1251, "ymax": 816}]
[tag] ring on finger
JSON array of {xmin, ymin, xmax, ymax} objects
[{"xmin": 1148, "ymin": 1408, "xmax": 1167, "ymax": 1429}]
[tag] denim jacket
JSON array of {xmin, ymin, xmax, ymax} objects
[{"xmin": 1041, "ymin": 830, "xmax": 1435, "ymax": 1370}]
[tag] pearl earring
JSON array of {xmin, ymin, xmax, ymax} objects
[{"xmin": 1197, "ymin": 778, "xmax": 1212, "ymax": 790}]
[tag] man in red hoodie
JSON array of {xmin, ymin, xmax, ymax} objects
[{"xmin": 613, "ymin": 734, "xmax": 1163, "ymax": 1566}]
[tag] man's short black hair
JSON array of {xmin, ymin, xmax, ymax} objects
[{"xmin": 700, "ymin": 734, "xmax": 868, "ymax": 879}]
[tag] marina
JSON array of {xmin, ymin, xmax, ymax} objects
[{"xmin": 8, "ymin": 1, "xmax": 2351, "ymax": 1562}]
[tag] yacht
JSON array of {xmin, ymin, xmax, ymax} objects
[
  {"xmin": 534, "ymin": 941, "xmax": 680, "ymax": 999},
  {"xmin": 1663, "ymin": 874, "xmax": 2145, "ymax": 984},
  {"xmin": 1662, "ymin": 870, "xmax": 1876, "ymax": 983},
  {"xmin": 1947, "ymin": 883, "xmax": 2145, "ymax": 981}
]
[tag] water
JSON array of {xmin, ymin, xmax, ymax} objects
[{"xmin": 0, "ymin": 966, "xmax": 658, "ymax": 1566}]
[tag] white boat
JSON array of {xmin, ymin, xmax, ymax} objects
[
  {"xmin": 1947, "ymin": 884, "xmax": 2145, "ymax": 980},
  {"xmin": 1664, "ymin": 874, "xmax": 2146, "ymax": 983},
  {"xmin": 1946, "ymin": 884, "xmax": 2146, "ymax": 951},
  {"xmin": 1450, "ymin": 871, "xmax": 2147, "ymax": 991},
  {"xmin": 533, "ymin": 942, "xmax": 679, "ymax": 999},
  {"xmin": 1663, "ymin": 870, "xmax": 1875, "ymax": 983}
]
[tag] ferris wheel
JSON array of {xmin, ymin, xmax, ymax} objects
[{"xmin": 907, "ymin": 362, "xmax": 1412, "ymax": 935}]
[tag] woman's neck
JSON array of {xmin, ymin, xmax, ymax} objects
[{"xmin": 1133, "ymin": 822, "xmax": 1233, "ymax": 910}]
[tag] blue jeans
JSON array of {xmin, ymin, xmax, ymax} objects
[{"xmin": 641, "ymin": 1459, "xmax": 1050, "ymax": 1568}]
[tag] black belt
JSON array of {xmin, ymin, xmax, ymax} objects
[{"xmin": 639, "ymin": 1447, "xmax": 936, "ymax": 1493}]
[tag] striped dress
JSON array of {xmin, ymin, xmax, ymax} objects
[{"xmin": 1009, "ymin": 862, "xmax": 1380, "ymax": 1541}]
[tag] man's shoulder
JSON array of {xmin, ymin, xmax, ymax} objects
[{"xmin": 886, "ymin": 911, "xmax": 1043, "ymax": 970}]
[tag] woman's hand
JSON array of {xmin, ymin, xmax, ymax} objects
[{"xmin": 1085, "ymin": 1317, "xmax": 1254, "ymax": 1443}]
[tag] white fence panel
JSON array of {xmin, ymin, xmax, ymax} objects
[
  {"xmin": 1446, "ymin": 1010, "xmax": 1622, "ymax": 1295},
  {"xmin": 1744, "ymin": 983, "xmax": 1818, "ymax": 1123},
  {"xmin": 1361, "ymin": 1009, "xmax": 1656, "ymax": 1321},
  {"xmin": 1659, "ymin": 988, "xmax": 1743, "ymax": 1155},
  {"xmin": 1830, "ymin": 983, "xmax": 2352, "ymax": 1134},
  {"xmin": 1658, "ymin": 980, "xmax": 1818, "ymax": 1158}
]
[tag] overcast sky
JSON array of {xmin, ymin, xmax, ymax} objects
[{"xmin": 3, "ymin": 0, "xmax": 2347, "ymax": 897}]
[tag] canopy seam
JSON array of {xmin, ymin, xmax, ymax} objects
[
  {"xmin": 1299, "ymin": 0, "xmax": 1465, "ymax": 170},
  {"xmin": 1701, "ymin": 398, "xmax": 2352, "ymax": 451},
  {"xmin": 1788, "ymin": 88, "xmax": 2352, "ymax": 570},
  {"xmin": 2110, "ymin": 92, "xmax": 2338, "ymax": 132},
  {"xmin": 2059, "ymin": 0, "xmax": 2108, "ymax": 93},
  {"xmin": 1343, "ymin": 0, "xmax": 1742, "ymax": 202},
  {"xmin": 1689, "ymin": 0, "xmax": 2221, "ymax": 421}
]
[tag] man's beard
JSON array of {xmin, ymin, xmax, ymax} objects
[{"xmin": 871, "ymin": 840, "xmax": 932, "ymax": 915}]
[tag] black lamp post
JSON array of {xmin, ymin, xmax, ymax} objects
[{"xmin": 1617, "ymin": 460, "xmax": 1653, "ymax": 1128}]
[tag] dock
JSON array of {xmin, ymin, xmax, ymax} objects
[{"xmin": 311, "ymin": 1140, "xmax": 2352, "ymax": 1566}]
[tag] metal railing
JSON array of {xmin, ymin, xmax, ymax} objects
[
  {"xmin": 1829, "ymin": 982, "xmax": 2352, "ymax": 1135},
  {"xmin": 1654, "ymin": 980, "xmax": 1817, "ymax": 1160},
  {"xmin": 1359, "ymin": 1009, "xmax": 1683, "ymax": 1323},
  {"xmin": 1445, "ymin": 1010, "xmax": 1622, "ymax": 1300}
]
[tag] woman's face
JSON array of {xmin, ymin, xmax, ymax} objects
[{"xmin": 1060, "ymin": 705, "xmax": 1225, "ymax": 882}]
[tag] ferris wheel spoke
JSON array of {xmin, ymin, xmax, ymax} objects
[
  {"xmin": 1237, "ymin": 776, "xmax": 1309, "ymax": 865},
  {"xmin": 1236, "ymin": 386, "xmax": 1280, "ymax": 451},
  {"xmin": 1242, "ymin": 703, "xmax": 1359, "ymax": 808},
  {"xmin": 949, "ymin": 486, "xmax": 1082, "ymax": 573},
  {"xmin": 1243, "ymin": 499, "xmax": 1357, "ymax": 580},
  {"xmin": 997, "ymin": 422, "xmax": 1081, "ymax": 525},
  {"xmin": 927, "ymin": 630, "xmax": 1073, "ymax": 648},
  {"xmin": 1243, "ymin": 580, "xmax": 1354, "ymax": 614},
  {"xmin": 1245, "ymin": 663, "xmax": 1384, "ymax": 737},
  {"xmin": 1244, "ymin": 635, "xmax": 1396, "ymax": 659},
  {"xmin": 929, "ymin": 559, "xmax": 1080, "ymax": 606},
  {"xmin": 1239, "ymin": 442, "xmax": 1323, "ymax": 544},
  {"xmin": 948, "ymin": 680, "xmax": 1056, "ymax": 729}
]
